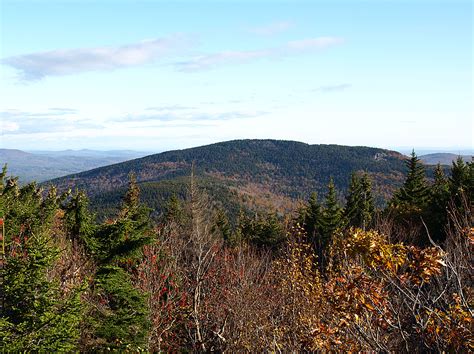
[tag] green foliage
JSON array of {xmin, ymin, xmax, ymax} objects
[
  {"xmin": 237, "ymin": 212, "xmax": 286, "ymax": 250},
  {"xmin": 426, "ymin": 164, "xmax": 450, "ymax": 242},
  {"xmin": 318, "ymin": 178, "xmax": 343, "ymax": 253},
  {"xmin": 91, "ymin": 266, "xmax": 149, "ymax": 351},
  {"xmin": 81, "ymin": 175, "xmax": 152, "ymax": 350},
  {"xmin": 0, "ymin": 170, "xmax": 83, "ymax": 351},
  {"xmin": 391, "ymin": 151, "xmax": 430, "ymax": 211},
  {"xmin": 0, "ymin": 234, "xmax": 83, "ymax": 351},
  {"xmin": 65, "ymin": 191, "xmax": 96, "ymax": 248},
  {"xmin": 296, "ymin": 192, "xmax": 322, "ymax": 256},
  {"xmin": 344, "ymin": 172, "xmax": 375, "ymax": 230},
  {"xmin": 162, "ymin": 193, "xmax": 186, "ymax": 224},
  {"xmin": 449, "ymin": 156, "xmax": 473, "ymax": 207},
  {"xmin": 214, "ymin": 209, "xmax": 232, "ymax": 243}
]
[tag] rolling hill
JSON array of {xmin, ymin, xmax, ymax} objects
[
  {"xmin": 0, "ymin": 149, "xmax": 150, "ymax": 182},
  {"xmin": 419, "ymin": 153, "xmax": 471, "ymax": 166},
  {"xmin": 46, "ymin": 140, "xmax": 413, "ymax": 219}
]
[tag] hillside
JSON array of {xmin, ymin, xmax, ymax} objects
[
  {"xmin": 46, "ymin": 140, "xmax": 413, "ymax": 218},
  {"xmin": 0, "ymin": 149, "xmax": 149, "ymax": 182},
  {"xmin": 419, "ymin": 153, "xmax": 471, "ymax": 166}
]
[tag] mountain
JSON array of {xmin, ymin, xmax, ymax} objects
[
  {"xmin": 31, "ymin": 149, "xmax": 148, "ymax": 158},
  {"xmin": 419, "ymin": 153, "xmax": 471, "ymax": 166},
  {"xmin": 0, "ymin": 149, "xmax": 150, "ymax": 183},
  {"xmin": 46, "ymin": 140, "xmax": 413, "ymax": 219}
]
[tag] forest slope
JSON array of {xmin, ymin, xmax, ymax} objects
[{"xmin": 48, "ymin": 140, "xmax": 410, "ymax": 216}]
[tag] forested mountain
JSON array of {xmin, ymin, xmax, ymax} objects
[
  {"xmin": 47, "ymin": 140, "xmax": 412, "ymax": 218},
  {"xmin": 0, "ymin": 149, "xmax": 149, "ymax": 182}
]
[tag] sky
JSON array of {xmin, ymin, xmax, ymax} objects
[{"xmin": 0, "ymin": 0, "xmax": 472, "ymax": 152}]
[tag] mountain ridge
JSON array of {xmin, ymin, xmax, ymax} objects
[
  {"xmin": 0, "ymin": 148, "xmax": 149, "ymax": 182},
  {"xmin": 45, "ymin": 139, "xmax": 413, "ymax": 218}
]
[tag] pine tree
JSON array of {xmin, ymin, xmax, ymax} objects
[
  {"xmin": 426, "ymin": 164, "xmax": 450, "ymax": 242},
  {"xmin": 317, "ymin": 178, "xmax": 343, "ymax": 267},
  {"xmin": 449, "ymin": 156, "xmax": 473, "ymax": 205},
  {"xmin": 344, "ymin": 172, "xmax": 375, "ymax": 230},
  {"xmin": 391, "ymin": 150, "xmax": 430, "ymax": 211},
  {"xmin": 296, "ymin": 192, "xmax": 322, "ymax": 249},
  {"xmin": 214, "ymin": 209, "xmax": 232, "ymax": 243},
  {"xmin": 237, "ymin": 212, "xmax": 285, "ymax": 250},
  {"xmin": 65, "ymin": 191, "xmax": 96, "ymax": 248},
  {"xmin": 83, "ymin": 174, "xmax": 153, "ymax": 351},
  {"xmin": 163, "ymin": 193, "xmax": 185, "ymax": 224},
  {"xmin": 0, "ymin": 172, "xmax": 83, "ymax": 351}
]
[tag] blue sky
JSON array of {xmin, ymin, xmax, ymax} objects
[{"xmin": 0, "ymin": 0, "xmax": 472, "ymax": 152}]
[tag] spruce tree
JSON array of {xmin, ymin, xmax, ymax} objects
[
  {"xmin": 0, "ymin": 172, "xmax": 83, "ymax": 351},
  {"xmin": 296, "ymin": 192, "xmax": 322, "ymax": 248},
  {"xmin": 82, "ymin": 174, "xmax": 153, "ymax": 351},
  {"xmin": 64, "ymin": 191, "xmax": 96, "ymax": 249},
  {"xmin": 345, "ymin": 172, "xmax": 375, "ymax": 230},
  {"xmin": 426, "ymin": 164, "xmax": 450, "ymax": 242},
  {"xmin": 317, "ymin": 178, "xmax": 343, "ymax": 266},
  {"xmin": 449, "ymin": 156, "xmax": 473, "ymax": 205},
  {"xmin": 237, "ymin": 212, "xmax": 285, "ymax": 250},
  {"xmin": 214, "ymin": 209, "xmax": 232, "ymax": 243},
  {"xmin": 163, "ymin": 193, "xmax": 186, "ymax": 225},
  {"xmin": 391, "ymin": 150, "xmax": 430, "ymax": 211}
]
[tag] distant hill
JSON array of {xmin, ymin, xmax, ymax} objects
[
  {"xmin": 419, "ymin": 153, "xmax": 471, "ymax": 166},
  {"xmin": 31, "ymin": 149, "xmax": 148, "ymax": 158},
  {"xmin": 46, "ymin": 140, "xmax": 413, "ymax": 219},
  {"xmin": 0, "ymin": 149, "xmax": 150, "ymax": 182}
]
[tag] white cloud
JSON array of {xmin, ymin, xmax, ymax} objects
[
  {"xmin": 175, "ymin": 49, "xmax": 270, "ymax": 71},
  {"xmin": 248, "ymin": 21, "xmax": 293, "ymax": 36},
  {"xmin": 176, "ymin": 36, "xmax": 344, "ymax": 71},
  {"xmin": 286, "ymin": 37, "xmax": 344, "ymax": 51},
  {"xmin": 2, "ymin": 35, "xmax": 192, "ymax": 80},
  {"xmin": 2, "ymin": 34, "xmax": 343, "ymax": 78},
  {"xmin": 0, "ymin": 108, "xmax": 101, "ymax": 135},
  {"xmin": 313, "ymin": 83, "xmax": 352, "ymax": 93},
  {"xmin": 1, "ymin": 121, "xmax": 20, "ymax": 132}
]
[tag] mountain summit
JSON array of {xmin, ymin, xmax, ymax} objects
[{"xmin": 48, "ymin": 139, "xmax": 408, "ymax": 216}]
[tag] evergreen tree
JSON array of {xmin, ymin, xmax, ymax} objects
[
  {"xmin": 426, "ymin": 164, "xmax": 450, "ymax": 243},
  {"xmin": 0, "ymin": 172, "xmax": 83, "ymax": 351},
  {"xmin": 82, "ymin": 175, "xmax": 153, "ymax": 351},
  {"xmin": 296, "ymin": 192, "xmax": 322, "ymax": 249},
  {"xmin": 65, "ymin": 191, "xmax": 96, "ymax": 248},
  {"xmin": 344, "ymin": 172, "xmax": 375, "ymax": 230},
  {"xmin": 317, "ymin": 178, "xmax": 343, "ymax": 266},
  {"xmin": 163, "ymin": 193, "xmax": 185, "ymax": 224},
  {"xmin": 237, "ymin": 212, "xmax": 285, "ymax": 250},
  {"xmin": 391, "ymin": 150, "xmax": 430, "ymax": 211},
  {"xmin": 449, "ymin": 156, "xmax": 473, "ymax": 206},
  {"xmin": 214, "ymin": 209, "xmax": 232, "ymax": 243}
]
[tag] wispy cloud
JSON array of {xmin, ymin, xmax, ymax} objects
[
  {"xmin": 312, "ymin": 83, "xmax": 352, "ymax": 93},
  {"xmin": 175, "ymin": 49, "xmax": 270, "ymax": 72},
  {"xmin": 285, "ymin": 37, "xmax": 344, "ymax": 51},
  {"xmin": 145, "ymin": 105, "xmax": 196, "ymax": 111},
  {"xmin": 1, "ymin": 121, "xmax": 20, "ymax": 133},
  {"xmin": 0, "ymin": 108, "xmax": 79, "ymax": 118},
  {"xmin": 0, "ymin": 108, "xmax": 101, "ymax": 135},
  {"xmin": 0, "ymin": 106, "xmax": 267, "ymax": 136},
  {"xmin": 2, "ymin": 34, "xmax": 343, "ymax": 79},
  {"xmin": 2, "ymin": 35, "xmax": 192, "ymax": 81},
  {"xmin": 175, "ymin": 36, "xmax": 344, "ymax": 71},
  {"xmin": 247, "ymin": 21, "xmax": 293, "ymax": 36},
  {"xmin": 113, "ymin": 109, "xmax": 267, "ymax": 123}
]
